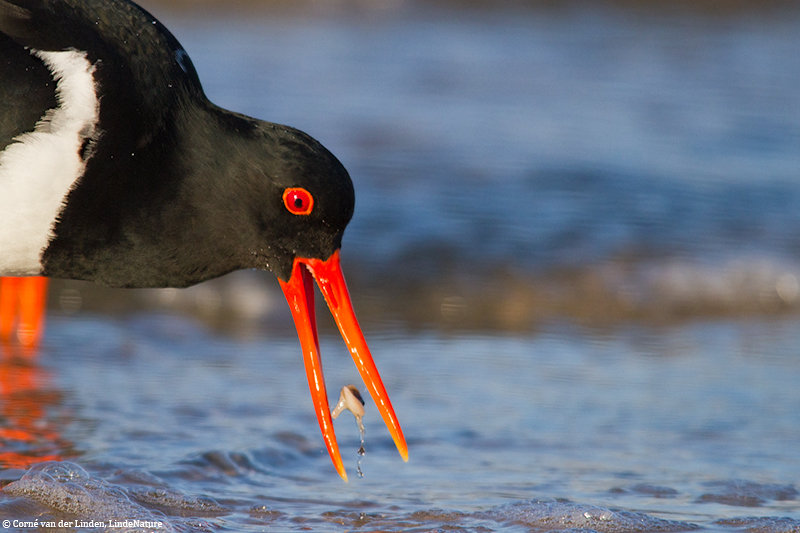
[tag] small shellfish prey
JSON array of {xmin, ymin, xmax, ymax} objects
[
  {"xmin": 332, "ymin": 384, "xmax": 366, "ymax": 421},
  {"xmin": 332, "ymin": 385, "xmax": 367, "ymax": 478}
]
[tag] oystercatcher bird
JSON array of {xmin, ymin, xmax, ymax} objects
[{"xmin": 0, "ymin": 0, "xmax": 406, "ymax": 479}]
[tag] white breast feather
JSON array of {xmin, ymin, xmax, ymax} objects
[{"xmin": 0, "ymin": 49, "xmax": 100, "ymax": 276}]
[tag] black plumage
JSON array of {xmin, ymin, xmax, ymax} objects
[{"xmin": 0, "ymin": 0, "xmax": 354, "ymax": 287}]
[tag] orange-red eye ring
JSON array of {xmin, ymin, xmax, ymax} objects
[{"xmin": 283, "ymin": 187, "xmax": 314, "ymax": 216}]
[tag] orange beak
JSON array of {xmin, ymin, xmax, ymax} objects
[{"xmin": 279, "ymin": 249, "xmax": 408, "ymax": 481}]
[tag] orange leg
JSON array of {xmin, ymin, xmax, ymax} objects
[
  {"xmin": 0, "ymin": 277, "xmax": 21, "ymax": 341},
  {"xmin": 0, "ymin": 277, "xmax": 49, "ymax": 349}
]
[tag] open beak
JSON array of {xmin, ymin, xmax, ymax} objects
[{"xmin": 279, "ymin": 249, "xmax": 408, "ymax": 481}]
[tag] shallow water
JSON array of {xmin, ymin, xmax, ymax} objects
[
  {"xmin": 2, "ymin": 315, "xmax": 800, "ymax": 531},
  {"xmin": 3, "ymin": 3, "xmax": 800, "ymax": 532}
]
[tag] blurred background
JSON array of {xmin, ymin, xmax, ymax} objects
[
  {"xmin": 3, "ymin": 1, "xmax": 800, "ymax": 530},
  {"xmin": 48, "ymin": 0, "xmax": 800, "ymax": 335}
]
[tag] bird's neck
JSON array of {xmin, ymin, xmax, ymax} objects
[{"xmin": 41, "ymin": 102, "xmax": 264, "ymax": 288}]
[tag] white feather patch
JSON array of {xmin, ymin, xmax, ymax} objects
[{"xmin": 0, "ymin": 49, "xmax": 100, "ymax": 276}]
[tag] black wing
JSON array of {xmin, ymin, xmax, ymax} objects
[
  {"xmin": 0, "ymin": 0, "xmax": 223, "ymax": 283},
  {"xmin": 0, "ymin": 0, "xmax": 205, "ymax": 141}
]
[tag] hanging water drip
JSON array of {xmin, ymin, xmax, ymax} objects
[{"xmin": 332, "ymin": 384, "xmax": 366, "ymax": 477}]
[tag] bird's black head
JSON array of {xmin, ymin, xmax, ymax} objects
[{"xmin": 242, "ymin": 122, "xmax": 355, "ymax": 282}]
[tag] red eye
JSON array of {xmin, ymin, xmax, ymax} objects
[{"xmin": 282, "ymin": 187, "xmax": 314, "ymax": 216}]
